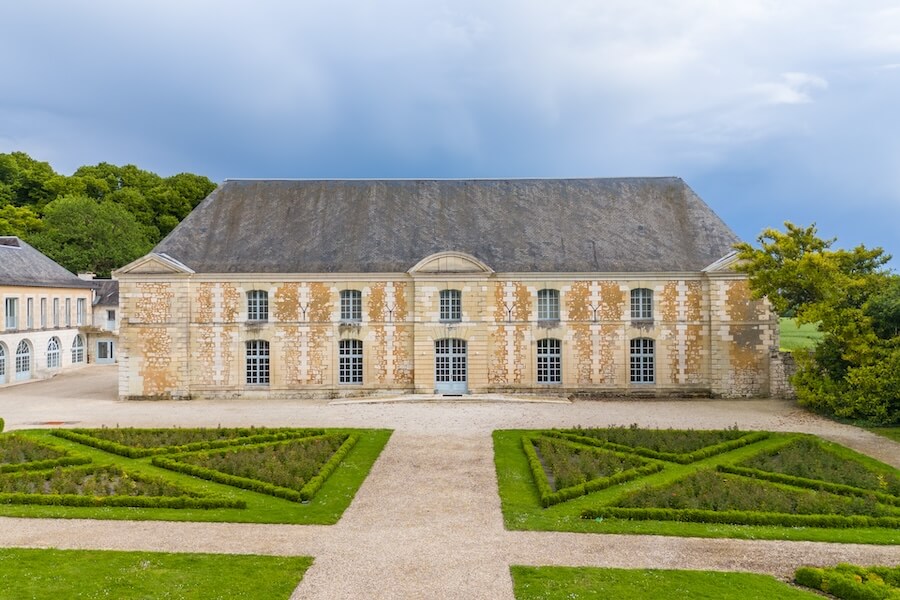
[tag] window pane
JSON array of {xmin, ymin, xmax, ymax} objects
[
  {"xmin": 339, "ymin": 339, "xmax": 363, "ymax": 384},
  {"xmin": 630, "ymin": 288, "xmax": 653, "ymax": 320},
  {"xmin": 537, "ymin": 338, "xmax": 561, "ymax": 383},
  {"xmin": 440, "ymin": 290, "xmax": 461, "ymax": 322},
  {"xmin": 630, "ymin": 338, "xmax": 655, "ymax": 383},
  {"xmin": 247, "ymin": 291, "xmax": 268, "ymax": 321},
  {"xmin": 538, "ymin": 289, "xmax": 559, "ymax": 321},
  {"xmin": 341, "ymin": 290, "xmax": 362, "ymax": 321},
  {"xmin": 245, "ymin": 340, "xmax": 270, "ymax": 384}
]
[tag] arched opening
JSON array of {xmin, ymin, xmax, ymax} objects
[{"xmin": 15, "ymin": 340, "xmax": 31, "ymax": 382}]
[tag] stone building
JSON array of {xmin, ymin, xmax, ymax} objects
[
  {"xmin": 0, "ymin": 237, "xmax": 94, "ymax": 385},
  {"xmin": 115, "ymin": 178, "xmax": 777, "ymax": 400}
]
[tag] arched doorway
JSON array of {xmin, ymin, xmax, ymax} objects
[
  {"xmin": 435, "ymin": 338, "xmax": 467, "ymax": 394},
  {"xmin": 15, "ymin": 340, "xmax": 31, "ymax": 382}
]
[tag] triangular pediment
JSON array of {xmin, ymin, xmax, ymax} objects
[
  {"xmin": 702, "ymin": 251, "xmax": 741, "ymax": 273},
  {"xmin": 114, "ymin": 253, "xmax": 195, "ymax": 275},
  {"xmin": 409, "ymin": 251, "xmax": 493, "ymax": 274}
]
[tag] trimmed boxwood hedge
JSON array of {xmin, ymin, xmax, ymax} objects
[
  {"xmin": 550, "ymin": 430, "xmax": 770, "ymax": 464},
  {"xmin": 0, "ymin": 418, "xmax": 4, "ymax": 433},
  {"xmin": 717, "ymin": 464, "xmax": 900, "ymax": 507},
  {"xmin": 523, "ymin": 436, "xmax": 664, "ymax": 508},
  {"xmin": 52, "ymin": 428, "xmax": 326, "ymax": 458},
  {"xmin": 796, "ymin": 565, "xmax": 900, "ymax": 600},
  {"xmin": 581, "ymin": 506, "xmax": 900, "ymax": 529},
  {"xmin": 0, "ymin": 455, "xmax": 92, "ymax": 474},
  {"xmin": 152, "ymin": 434, "xmax": 358, "ymax": 503}
]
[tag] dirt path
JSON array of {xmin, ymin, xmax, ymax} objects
[{"xmin": 1, "ymin": 367, "xmax": 898, "ymax": 598}]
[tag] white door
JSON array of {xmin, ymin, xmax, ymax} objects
[
  {"xmin": 435, "ymin": 338, "xmax": 467, "ymax": 394},
  {"xmin": 96, "ymin": 341, "xmax": 115, "ymax": 364}
]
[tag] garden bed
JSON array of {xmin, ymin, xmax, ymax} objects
[{"xmin": 495, "ymin": 427, "xmax": 900, "ymax": 544}]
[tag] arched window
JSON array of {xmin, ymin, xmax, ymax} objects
[
  {"xmin": 247, "ymin": 290, "xmax": 268, "ymax": 321},
  {"xmin": 340, "ymin": 290, "xmax": 362, "ymax": 322},
  {"xmin": 439, "ymin": 289, "xmax": 461, "ymax": 322},
  {"xmin": 15, "ymin": 340, "xmax": 31, "ymax": 380},
  {"xmin": 0, "ymin": 343, "xmax": 6, "ymax": 383},
  {"xmin": 537, "ymin": 289, "xmax": 560, "ymax": 321},
  {"xmin": 71, "ymin": 335, "xmax": 85, "ymax": 363},
  {"xmin": 630, "ymin": 288, "xmax": 653, "ymax": 320},
  {"xmin": 339, "ymin": 339, "xmax": 363, "ymax": 384},
  {"xmin": 537, "ymin": 338, "xmax": 561, "ymax": 383},
  {"xmin": 46, "ymin": 337, "xmax": 61, "ymax": 369},
  {"xmin": 245, "ymin": 340, "xmax": 270, "ymax": 384},
  {"xmin": 630, "ymin": 338, "xmax": 655, "ymax": 383}
]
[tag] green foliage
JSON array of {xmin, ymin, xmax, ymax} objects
[
  {"xmin": 512, "ymin": 566, "xmax": 822, "ymax": 600},
  {"xmin": 552, "ymin": 427, "xmax": 768, "ymax": 464},
  {"xmin": 494, "ymin": 428, "xmax": 900, "ymax": 543},
  {"xmin": 738, "ymin": 437, "xmax": 900, "ymax": 495},
  {"xmin": 780, "ymin": 317, "xmax": 824, "ymax": 351},
  {"xmin": 796, "ymin": 565, "xmax": 900, "ymax": 600},
  {"xmin": 0, "ymin": 465, "xmax": 243, "ymax": 509},
  {"xmin": 0, "ymin": 548, "xmax": 312, "ymax": 600},
  {"xmin": 0, "ymin": 435, "xmax": 93, "ymax": 473},
  {"xmin": 0, "ymin": 204, "xmax": 42, "ymax": 237},
  {"xmin": 736, "ymin": 222, "xmax": 899, "ymax": 424},
  {"xmin": 0, "ymin": 151, "xmax": 215, "ymax": 274},
  {"xmin": 0, "ymin": 418, "xmax": 4, "ymax": 433},
  {"xmin": 153, "ymin": 434, "xmax": 356, "ymax": 502},
  {"xmin": 52, "ymin": 427, "xmax": 325, "ymax": 458},
  {"xmin": 29, "ymin": 195, "xmax": 152, "ymax": 277}
]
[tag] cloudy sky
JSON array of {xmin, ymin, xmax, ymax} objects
[{"xmin": 2, "ymin": 1, "xmax": 898, "ymax": 266}]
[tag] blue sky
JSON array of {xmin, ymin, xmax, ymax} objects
[{"xmin": 1, "ymin": 1, "xmax": 898, "ymax": 268}]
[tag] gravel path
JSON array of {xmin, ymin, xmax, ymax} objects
[{"xmin": 1, "ymin": 367, "xmax": 898, "ymax": 599}]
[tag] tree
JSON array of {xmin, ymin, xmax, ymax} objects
[
  {"xmin": 735, "ymin": 223, "xmax": 898, "ymax": 424},
  {"xmin": 0, "ymin": 204, "xmax": 43, "ymax": 237},
  {"xmin": 29, "ymin": 195, "xmax": 152, "ymax": 277}
]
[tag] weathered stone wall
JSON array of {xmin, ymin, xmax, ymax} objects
[
  {"xmin": 117, "ymin": 269, "xmax": 777, "ymax": 399},
  {"xmin": 769, "ymin": 350, "xmax": 797, "ymax": 399}
]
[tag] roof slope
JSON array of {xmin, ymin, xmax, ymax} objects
[
  {"xmin": 92, "ymin": 279, "xmax": 119, "ymax": 306},
  {"xmin": 152, "ymin": 178, "xmax": 740, "ymax": 273},
  {"xmin": 0, "ymin": 237, "xmax": 94, "ymax": 288}
]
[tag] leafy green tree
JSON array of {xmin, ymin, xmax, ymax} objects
[
  {"xmin": 736, "ymin": 223, "xmax": 899, "ymax": 424},
  {"xmin": 30, "ymin": 195, "xmax": 152, "ymax": 277},
  {"xmin": 0, "ymin": 204, "xmax": 43, "ymax": 237}
]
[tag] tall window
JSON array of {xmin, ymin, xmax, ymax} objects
[
  {"xmin": 245, "ymin": 340, "xmax": 270, "ymax": 384},
  {"xmin": 71, "ymin": 335, "xmax": 85, "ymax": 363},
  {"xmin": 46, "ymin": 337, "xmax": 61, "ymax": 369},
  {"xmin": 53, "ymin": 298, "xmax": 60, "ymax": 328},
  {"xmin": 439, "ymin": 289, "xmax": 461, "ymax": 322},
  {"xmin": 4, "ymin": 298, "xmax": 18, "ymax": 330},
  {"xmin": 76, "ymin": 298, "xmax": 87, "ymax": 326},
  {"xmin": 0, "ymin": 344, "xmax": 6, "ymax": 382},
  {"xmin": 340, "ymin": 290, "xmax": 362, "ymax": 322},
  {"xmin": 630, "ymin": 288, "xmax": 653, "ymax": 320},
  {"xmin": 26, "ymin": 298, "xmax": 34, "ymax": 329},
  {"xmin": 247, "ymin": 290, "xmax": 268, "ymax": 321},
  {"xmin": 15, "ymin": 341, "xmax": 30, "ymax": 378},
  {"xmin": 537, "ymin": 289, "xmax": 560, "ymax": 321},
  {"xmin": 339, "ymin": 339, "xmax": 363, "ymax": 384},
  {"xmin": 40, "ymin": 298, "xmax": 47, "ymax": 328},
  {"xmin": 64, "ymin": 298, "xmax": 71, "ymax": 327},
  {"xmin": 537, "ymin": 338, "xmax": 562, "ymax": 383},
  {"xmin": 630, "ymin": 338, "xmax": 655, "ymax": 383}
]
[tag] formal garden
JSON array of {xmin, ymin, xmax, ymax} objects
[
  {"xmin": 494, "ymin": 425, "xmax": 900, "ymax": 544},
  {"xmin": 0, "ymin": 425, "xmax": 390, "ymax": 523}
]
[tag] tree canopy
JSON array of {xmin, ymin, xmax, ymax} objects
[
  {"xmin": 736, "ymin": 223, "xmax": 899, "ymax": 425},
  {"xmin": 0, "ymin": 151, "xmax": 215, "ymax": 277}
]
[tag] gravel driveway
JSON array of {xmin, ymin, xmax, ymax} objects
[{"xmin": 0, "ymin": 366, "xmax": 897, "ymax": 599}]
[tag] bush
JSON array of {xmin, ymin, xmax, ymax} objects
[
  {"xmin": 795, "ymin": 564, "xmax": 900, "ymax": 600},
  {"xmin": 581, "ymin": 506, "xmax": 900, "ymax": 529},
  {"xmin": 0, "ymin": 418, "xmax": 4, "ymax": 433}
]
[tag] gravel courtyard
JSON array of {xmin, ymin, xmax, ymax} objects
[{"xmin": 0, "ymin": 366, "xmax": 897, "ymax": 599}]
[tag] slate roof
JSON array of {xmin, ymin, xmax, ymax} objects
[
  {"xmin": 92, "ymin": 279, "xmax": 119, "ymax": 306},
  {"xmin": 152, "ymin": 178, "xmax": 741, "ymax": 273},
  {"xmin": 0, "ymin": 237, "xmax": 94, "ymax": 288}
]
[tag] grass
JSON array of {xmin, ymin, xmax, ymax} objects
[
  {"xmin": 511, "ymin": 566, "xmax": 821, "ymax": 599},
  {"xmin": 779, "ymin": 317, "xmax": 823, "ymax": 351},
  {"xmin": 0, "ymin": 428, "xmax": 391, "ymax": 524},
  {"xmin": 494, "ymin": 429, "xmax": 900, "ymax": 544},
  {"xmin": 0, "ymin": 548, "xmax": 311, "ymax": 599},
  {"xmin": 868, "ymin": 427, "xmax": 900, "ymax": 443}
]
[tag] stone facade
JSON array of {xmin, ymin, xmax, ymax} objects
[{"xmin": 115, "ymin": 253, "xmax": 777, "ymax": 399}]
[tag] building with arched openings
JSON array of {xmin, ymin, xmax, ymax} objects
[
  {"xmin": 114, "ymin": 178, "xmax": 778, "ymax": 400},
  {"xmin": 0, "ymin": 237, "xmax": 94, "ymax": 386}
]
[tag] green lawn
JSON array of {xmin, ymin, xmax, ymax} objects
[
  {"xmin": 0, "ymin": 428, "xmax": 391, "ymax": 524},
  {"xmin": 779, "ymin": 317, "xmax": 823, "ymax": 351},
  {"xmin": 0, "ymin": 548, "xmax": 311, "ymax": 600},
  {"xmin": 494, "ymin": 429, "xmax": 900, "ymax": 544},
  {"xmin": 511, "ymin": 566, "xmax": 821, "ymax": 599},
  {"xmin": 868, "ymin": 427, "xmax": 900, "ymax": 443}
]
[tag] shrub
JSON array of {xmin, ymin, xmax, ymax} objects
[
  {"xmin": 581, "ymin": 507, "xmax": 900, "ymax": 529},
  {"xmin": 52, "ymin": 428, "xmax": 326, "ymax": 458},
  {"xmin": 738, "ymin": 437, "xmax": 900, "ymax": 496},
  {"xmin": 795, "ymin": 564, "xmax": 900, "ymax": 600},
  {"xmin": 0, "ymin": 418, "xmax": 4, "ymax": 433},
  {"xmin": 0, "ymin": 435, "xmax": 92, "ymax": 473}
]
